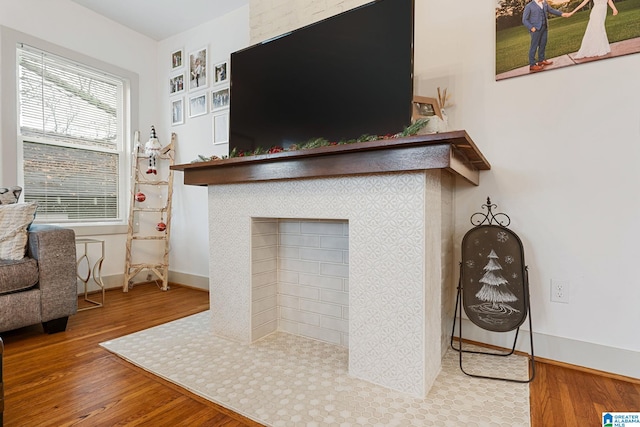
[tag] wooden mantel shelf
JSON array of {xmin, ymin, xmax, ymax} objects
[{"xmin": 171, "ymin": 130, "xmax": 491, "ymax": 186}]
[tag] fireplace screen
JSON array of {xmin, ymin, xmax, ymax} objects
[{"xmin": 460, "ymin": 225, "xmax": 527, "ymax": 333}]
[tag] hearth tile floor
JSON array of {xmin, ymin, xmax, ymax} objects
[{"xmin": 101, "ymin": 311, "xmax": 530, "ymax": 426}]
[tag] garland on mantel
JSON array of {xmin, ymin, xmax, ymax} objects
[{"xmin": 192, "ymin": 118, "xmax": 430, "ymax": 163}]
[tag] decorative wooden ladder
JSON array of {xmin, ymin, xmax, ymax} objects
[{"xmin": 123, "ymin": 131, "xmax": 175, "ymax": 292}]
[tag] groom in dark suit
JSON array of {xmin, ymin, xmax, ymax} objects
[{"xmin": 522, "ymin": 0, "xmax": 569, "ymax": 72}]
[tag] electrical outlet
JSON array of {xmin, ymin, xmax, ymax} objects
[{"xmin": 551, "ymin": 279, "xmax": 570, "ymax": 303}]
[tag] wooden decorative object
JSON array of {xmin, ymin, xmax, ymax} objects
[{"xmin": 412, "ymin": 95, "xmax": 443, "ymax": 120}]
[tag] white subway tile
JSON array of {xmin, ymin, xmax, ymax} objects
[
  {"xmin": 278, "ymin": 319, "xmax": 299, "ymax": 335},
  {"xmin": 253, "ymin": 258, "xmax": 277, "ymax": 275},
  {"xmin": 320, "ymin": 235, "xmax": 349, "ymax": 250},
  {"xmin": 253, "ymin": 282, "xmax": 277, "ymax": 300},
  {"xmin": 251, "ymin": 217, "xmax": 352, "ymax": 348},
  {"xmin": 320, "ymin": 316, "xmax": 349, "ymax": 333},
  {"xmin": 252, "ymin": 233, "xmax": 278, "ymax": 248},
  {"xmin": 252, "ymin": 271, "xmax": 277, "ymax": 288},
  {"xmin": 279, "ymin": 234, "xmax": 319, "ymax": 248},
  {"xmin": 252, "ymin": 220, "xmax": 278, "ymax": 235},
  {"xmin": 300, "ymin": 247, "xmax": 343, "ymax": 263},
  {"xmin": 319, "ymin": 263, "xmax": 349, "ymax": 278},
  {"xmin": 279, "ymin": 283, "xmax": 319, "ymax": 300},
  {"xmin": 301, "ymin": 221, "xmax": 345, "ymax": 236},
  {"xmin": 278, "ymin": 270, "xmax": 299, "ymax": 284},
  {"xmin": 252, "ymin": 294, "xmax": 277, "ymax": 314},
  {"xmin": 299, "ymin": 300, "xmax": 343, "ymax": 318},
  {"xmin": 278, "ymin": 220, "xmax": 301, "ymax": 234},
  {"xmin": 299, "ymin": 273, "xmax": 343, "ymax": 291},
  {"xmin": 253, "ymin": 307, "xmax": 277, "ymax": 327},
  {"xmin": 278, "ymin": 246, "xmax": 300, "ymax": 259},
  {"xmin": 279, "ymin": 258, "xmax": 320, "ymax": 274},
  {"xmin": 277, "ymin": 294, "xmax": 299, "ymax": 309},
  {"xmin": 280, "ymin": 307, "xmax": 320, "ymax": 326},
  {"xmin": 298, "ymin": 323, "xmax": 342, "ymax": 346},
  {"xmin": 321, "ymin": 289, "xmax": 349, "ymax": 305},
  {"xmin": 253, "ymin": 245, "xmax": 277, "ymax": 261},
  {"xmin": 252, "ymin": 320, "xmax": 277, "ymax": 341}
]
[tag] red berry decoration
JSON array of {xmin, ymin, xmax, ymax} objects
[
  {"xmin": 135, "ymin": 192, "xmax": 146, "ymax": 202},
  {"xmin": 156, "ymin": 222, "xmax": 167, "ymax": 232}
]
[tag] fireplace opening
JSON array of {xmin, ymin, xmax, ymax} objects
[{"xmin": 251, "ymin": 218, "xmax": 349, "ymax": 346}]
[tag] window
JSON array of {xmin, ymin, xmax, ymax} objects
[{"xmin": 17, "ymin": 44, "xmax": 127, "ymax": 224}]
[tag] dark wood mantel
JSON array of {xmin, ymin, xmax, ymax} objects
[{"xmin": 171, "ymin": 130, "xmax": 491, "ymax": 186}]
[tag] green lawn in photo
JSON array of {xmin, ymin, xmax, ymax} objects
[{"xmin": 496, "ymin": 0, "xmax": 640, "ymax": 75}]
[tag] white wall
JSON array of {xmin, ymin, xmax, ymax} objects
[
  {"xmin": 414, "ymin": 0, "xmax": 640, "ymax": 377},
  {"xmin": 0, "ymin": 0, "xmax": 157, "ymax": 288},
  {"xmin": 247, "ymin": 0, "xmax": 640, "ymax": 378},
  {"xmin": 0, "ymin": 1, "xmax": 249, "ymax": 292},
  {"xmin": 156, "ymin": 6, "xmax": 250, "ymax": 289},
  {"xmin": 2, "ymin": 0, "xmax": 638, "ymax": 378}
]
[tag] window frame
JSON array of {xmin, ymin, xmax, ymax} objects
[
  {"xmin": 17, "ymin": 44, "xmax": 128, "ymax": 225},
  {"xmin": 0, "ymin": 27, "xmax": 139, "ymax": 234}
]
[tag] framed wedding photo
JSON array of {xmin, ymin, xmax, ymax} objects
[
  {"xmin": 169, "ymin": 73, "xmax": 185, "ymax": 95},
  {"xmin": 188, "ymin": 93, "xmax": 208, "ymax": 118},
  {"xmin": 171, "ymin": 98, "xmax": 184, "ymax": 126},
  {"xmin": 412, "ymin": 96, "xmax": 442, "ymax": 120},
  {"xmin": 211, "ymin": 87, "xmax": 230, "ymax": 112},
  {"xmin": 188, "ymin": 47, "xmax": 208, "ymax": 91},
  {"xmin": 495, "ymin": 2, "xmax": 640, "ymax": 80},
  {"xmin": 213, "ymin": 60, "xmax": 228, "ymax": 85},
  {"xmin": 171, "ymin": 48, "xmax": 184, "ymax": 70}
]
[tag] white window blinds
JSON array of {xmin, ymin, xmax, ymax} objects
[{"xmin": 17, "ymin": 44, "xmax": 125, "ymax": 223}]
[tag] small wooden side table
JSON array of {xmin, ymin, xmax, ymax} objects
[{"xmin": 76, "ymin": 238, "xmax": 106, "ymax": 311}]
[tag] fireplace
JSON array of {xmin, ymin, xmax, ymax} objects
[
  {"xmin": 252, "ymin": 218, "xmax": 350, "ymax": 347},
  {"xmin": 173, "ymin": 131, "xmax": 491, "ymax": 397}
]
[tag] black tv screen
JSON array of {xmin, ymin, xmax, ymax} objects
[{"xmin": 229, "ymin": 0, "xmax": 414, "ymax": 153}]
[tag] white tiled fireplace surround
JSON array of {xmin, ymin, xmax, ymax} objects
[{"xmin": 207, "ymin": 170, "xmax": 455, "ymax": 398}]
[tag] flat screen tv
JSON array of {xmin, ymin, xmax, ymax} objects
[{"xmin": 229, "ymin": 0, "xmax": 414, "ymax": 153}]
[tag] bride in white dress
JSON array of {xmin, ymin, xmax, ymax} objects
[{"xmin": 570, "ymin": 0, "xmax": 619, "ymax": 59}]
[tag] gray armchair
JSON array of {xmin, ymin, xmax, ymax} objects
[
  {"xmin": 0, "ymin": 187, "xmax": 77, "ymax": 334},
  {"xmin": 0, "ymin": 224, "xmax": 77, "ymax": 334}
]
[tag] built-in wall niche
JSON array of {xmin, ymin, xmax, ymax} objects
[{"xmin": 251, "ymin": 218, "xmax": 349, "ymax": 347}]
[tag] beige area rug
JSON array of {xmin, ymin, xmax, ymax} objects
[{"xmin": 100, "ymin": 311, "xmax": 530, "ymax": 426}]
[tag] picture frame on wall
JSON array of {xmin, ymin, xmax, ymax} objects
[
  {"xmin": 188, "ymin": 47, "xmax": 208, "ymax": 91},
  {"xmin": 171, "ymin": 48, "xmax": 184, "ymax": 70},
  {"xmin": 169, "ymin": 72, "xmax": 185, "ymax": 95},
  {"xmin": 188, "ymin": 93, "xmax": 208, "ymax": 118},
  {"xmin": 495, "ymin": 2, "xmax": 640, "ymax": 80},
  {"xmin": 212, "ymin": 111, "xmax": 229, "ymax": 145},
  {"xmin": 211, "ymin": 87, "xmax": 230, "ymax": 111},
  {"xmin": 412, "ymin": 96, "xmax": 442, "ymax": 121},
  {"xmin": 171, "ymin": 98, "xmax": 184, "ymax": 126},
  {"xmin": 213, "ymin": 60, "xmax": 228, "ymax": 85}
]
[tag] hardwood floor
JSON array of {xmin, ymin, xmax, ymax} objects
[
  {"xmin": 530, "ymin": 360, "xmax": 640, "ymax": 426},
  {"xmin": 2, "ymin": 284, "xmax": 261, "ymax": 427},
  {"xmin": 1, "ymin": 284, "xmax": 638, "ymax": 426}
]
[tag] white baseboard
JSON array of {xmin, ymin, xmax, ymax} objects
[
  {"xmin": 76, "ymin": 271, "xmax": 210, "ymax": 294},
  {"xmin": 167, "ymin": 271, "xmax": 209, "ymax": 291},
  {"xmin": 456, "ymin": 318, "xmax": 639, "ymax": 379},
  {"xmin": 77, "ymin": 276, "xmax": 638, "ymax": 379}
]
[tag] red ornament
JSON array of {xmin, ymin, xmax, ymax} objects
[
  {"xmin": 156, "ymin": 222, "xmax": 167, "ymax": 232},
  {"xmin": 268, "ymin": 146, "xmax": 284, "ymax": 154},
  {"xmin": 135, "ymin": 192, "xmax": 146, "ymax": 202}
]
